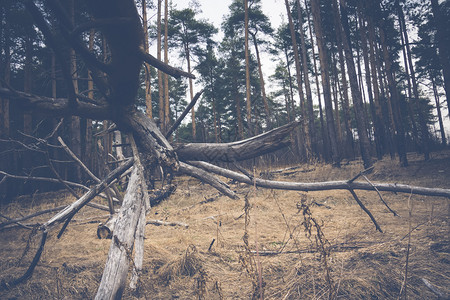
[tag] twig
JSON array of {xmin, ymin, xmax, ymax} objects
[
  {"xmin": 348, "ymin": 166, "xmax": 375, "ymax": 184},
  {"xmin": 399, "ymin": 191, "xmax": 413, "ymax": 300},
  {"xmin": 362, "ymin": 174, "xmax": 398, "ymax": 216},
  {"xmin": 0, "ymin": 206, "xmax": 67, "ymax": 229},
  {"xmin": 0, "ymin": 213, "xmax": 34, "ymax": 230}
]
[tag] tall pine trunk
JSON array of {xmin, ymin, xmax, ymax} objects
[
  {"xmin": 296, "ymin": 0, "xmax": 317, "ymax": 155},
  {"xmin": 304, "ymin": 0, "xmax": 330, "ymax": 161},
  {"xmin": 396, "ymin": 0, "xmax": 430, "ymax": 160},
  {"xmin": 310, "ymin": 0, "xmax": 340, "ymax": 167},
  {"xmin": 142, "ymin": 0, "xmax": 152, "ymax": 118},
  {"xmin": 430, "ymin": 0, "xmax": 450, "ymax": 113},
  {"xmin": 244, "ymin": 0, "xmax": 252, "ymax": 137},
  {"xmin": 337, "ymin": 0, "xmax": 373, "ymax": 169},
  {"xmin": 284, "ymin": 0, "xmax": 312, "ymax": 160}
]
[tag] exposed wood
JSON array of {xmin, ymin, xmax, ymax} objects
[
  {"xmin": 95, "ymin": 166, "xmax": 145, "ymax": 300},
  {"xmin": 174, "ymin": 121, "xmax": 298, "ymax": 162}
]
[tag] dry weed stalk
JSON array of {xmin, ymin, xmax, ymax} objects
[
  {"xmin": 239, "ymin": 192, "xmax": 265, "ymax": 299},
  {"xmin": 298, "ymin": 195, "xmax": 335, "ymax": 299}
]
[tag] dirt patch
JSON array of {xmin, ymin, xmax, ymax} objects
[{"xmin": 1, "ymin": 151, "xmax": 449, "ymax": 299}]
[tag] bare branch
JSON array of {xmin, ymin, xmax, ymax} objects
[
  {"xmin": 179, "ymin": 162, "xmax": 238, "ymax": 199},
  {"xmin": 166, "ymin": 89, "xmax": 203, "ymax": 137},
  {"xmin": 189, "ymin": 161, "xmax": 450, "ymax": 198},
  {"xmin": 0, "ymin": 88, "xmax": 109, "ymax": 119}
]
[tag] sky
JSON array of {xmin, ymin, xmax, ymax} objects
[{"xmin": 161, "ymin": 0, "xmax": 288, "ymax": 96}]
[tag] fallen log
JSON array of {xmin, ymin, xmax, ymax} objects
[
  {"xmin": 95, "ymin": 166, "xmax": 145, "ymax": 300},
  {"xmin": 189, "ymin": 161, "xmax": 450, "ymax": 198},
  {"xmin": 174, "ymin": 122, "xmax": 297, "ymax": 162}
]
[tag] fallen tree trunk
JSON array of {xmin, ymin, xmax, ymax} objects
[
  {"xmin": 95, "ymin": 166, "xmax": 145, "ymax": 300},
  {"xmin": 189, "ymin": 161, "xmax": 450, "ymax": 198},
  {"xmin": 174, "ymin": 121, "xmax": 298, "ymax": 162}
]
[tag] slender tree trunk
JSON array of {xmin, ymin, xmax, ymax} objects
[
  {"xmin": 284, "ymin": 0, "xmax": 312, "ymax": 160},
  {"xmin": 142, "ymin": 0, "xmax": 152, "ymax": 118},
  {"xmin": 331, "ymin": 0, "xmax": 353, "ymax": 158},
  {"xmin": 338, "ymin": 0, "xmax": 373, "ymax": 169},
  {"xmin": 157, "ymin": 0, "xmax": 164, "ymax": 131},
  {"xmin": 310, "ymin": 0, "xmax": 340, "ymax": 167},
  {"xmin": 244, "ymin": 0, "xmax": 252, "ymax": 137},
  {"xmin": 432, "ymin": 77, "xmax": 446, "ymax": 146},
  {"xmin": 164, "ymin": 0, "xmax": 170, "ymax": 134},
  {"xmin": 69, "ymin": 0, "xmax": 82, "ymax": 181},
  {"xmin": 357, "ymin": 7, "xmax": 383, "ymax": 159},
  {"xmin": 431, "ymin": 0, "xmax": 450, "ymax": 113},
  {"xmin": 251, "ymin": 33, "xmax": 271, "ymax": 130},
  {"xmin": 304, "ymin": 0, "xmax": 330, "ymax": 161},
  {"xmin": 396, "ymin": 0, "xmax": 430, "ymax": 160},
  {"xmin": 233, "ymin": 73, "xmax": 244, "ymax": 140},
  {"xmin": 378, "ymin": 17, "xmax": 408, "ymax": 166},
  {"xmin": 331, "ymin": 53, "xmax": 344, "ymax": 149},
  {"xmin": 86, "ymin": 28, "xmax": 95, "ymax": 170},
  {"xmin": 24, "ymin": 30, "xmax": 33, "ymax": 135},
  {"xmin": 296, "ymin": 0, "xmax": 317, "ymax": 155}
]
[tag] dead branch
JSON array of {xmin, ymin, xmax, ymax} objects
[
  {"xmin": 347, "ymin": 187, "xmax": 382, "ymax": 232},
  {"xmin": 58, "ymin": 136, "xmax": 119, "ymax": 213},
  {"xmin": 179, "ymin": 162, "xmax": 238, "ymax": 199},
  {"xmin": 175, "ymin": 122, "xmax": 297, "ymax": 162},
  {"xmin": 146, "ymin": 219, "xmax": 189, "ymax": 228},
  {"xmin": 43, "ymin": 159, "xmax": 133, "ymax": 231},
  {"xmin": 0, "ymin": 170, "xmax": 88, "ymax": 191},
  {"xmin": 421, "ymin": 278, "xmax": 447, "ymax": 298},
  {"xmin": 362, "ymin": 174, "xmax": 398, "ymax": 216},
  {"xmin": 139, "ymin": 50, "xmax": 195, "ymax": 79},
  {"xmin": 165, "ymin": 89, "xmax": 204, "ymax": 138},
  {"xmin": 189, "ymin": 161, "xmax": 450, "ymax": 198},
  {"xmin": 0, "ymin": 205, "xmax": 66, "ymax": 230},
  {"xmin": 0, "ymin": 87, "xmax": 109, "ymax": 119},
  {"xmin": 0, "ymin": 230, "xmax": 48, "ymax": 291}
]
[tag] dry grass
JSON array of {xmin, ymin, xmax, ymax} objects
[{"xmin": 1, "ymin": 151, "xmax": 449, "ymax": 299}]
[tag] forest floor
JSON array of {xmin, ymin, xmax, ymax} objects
[{"xmin": 0, "ymin": 150, "xmax": 449, "ymax": 299}]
